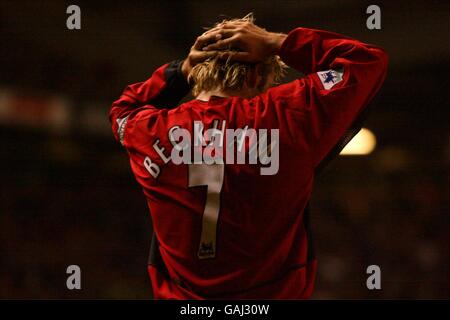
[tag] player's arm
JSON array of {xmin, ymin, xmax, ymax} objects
[
  {"xmin": 109, "ymin": 32, "xmax": 220, "ymax": 146},
  {"xmin": 109, "ymin": 60, "xmax": 188, "ymax": 145},
  {"xmin": 204, "ymin": 23, "xmax": 388, "ymax": 167},
  {"xmin": 270, "ymin": 27, "xmax": 388, "ymax": 168}
]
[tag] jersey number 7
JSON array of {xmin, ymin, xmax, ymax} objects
[{"xmin": 188, "ymin": 163, "xmax": 224, "ymax": 259}]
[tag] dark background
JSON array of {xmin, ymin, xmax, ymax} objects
[{"xmin": 0, "ymin": 0, "xmax": 448, "ymax": 298}]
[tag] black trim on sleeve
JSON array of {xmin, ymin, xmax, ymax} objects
[
  {"xmin": 150, "ymin": 59, "xmax": 191, "ymax": 109},
  {"xmin": 314, "ymin": 99, "xmax": 374, "ymax": 175}
]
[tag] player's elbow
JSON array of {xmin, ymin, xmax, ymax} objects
[
  {"xmin": 109, "ymin": 105, "xmax": 118, "ymax": 124},
  {"xmin": 109, "ymin": 94, "xmax": 133, "ymax": 124},
  {"xmin": 109, "ymin": 99, "xmax": 123, "ymax": 124}
]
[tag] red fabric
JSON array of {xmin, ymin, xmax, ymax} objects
[
  {"xmin": 148, "ymin": 260, "xmax": 317, "ymax": 299},
  {"xmin": 110, "ymin": 27, "xmax": 388, "ymax": 299}
]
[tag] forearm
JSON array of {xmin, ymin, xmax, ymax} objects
[
  {"xmin": 112, "ymin": 59, "xmax": 189, "ymax": 110},
  {"xmin": 268, "ymin": 32, "xmax": 288, "ymax": 56},
  {"xmin": 278, "ymin": 27, "xmax": 387, "ymax": 76},
  {"xmin": 109, "ymin": 59, "xmax": 190, "ymax": 144},
  {"xmin": 259, "ymin": 27, "xmax": 388, "ymax": 169}
]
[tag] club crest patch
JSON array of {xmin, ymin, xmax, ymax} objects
[{"xmin": 317, "ymin": 69, "xmax": 344, "ymax": 90}]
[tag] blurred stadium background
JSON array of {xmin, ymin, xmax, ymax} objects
[{"xmin": 0, "ymin": 0, "xmax": 448, "ymax": 299}]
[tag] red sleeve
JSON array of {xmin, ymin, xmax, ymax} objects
[
  {"xmin": 255, "ymin": 27, "xmax": 388, "ymax": 167},
  {"xmin": 109, "ymin": 60, "xmax": 190, "ymax": 146}
]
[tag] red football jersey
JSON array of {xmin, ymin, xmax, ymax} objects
[{"xmin": 109, "ymin": 27, "xmax": 388, "ymax": 299}]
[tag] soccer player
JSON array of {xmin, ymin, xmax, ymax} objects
[{"xmin": 109, "ymin": 15, "xmax": 388, "ymax": 299}]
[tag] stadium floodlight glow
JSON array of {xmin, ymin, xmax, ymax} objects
[{"xmin": 340, "ymin": 128, "xmax": 376, "ymax": 156}]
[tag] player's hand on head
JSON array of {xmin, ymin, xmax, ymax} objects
[
  {"xmin": 181, "ymin": 32, "xmax": 222, "ymax": 78},
  {"xmin": 201, "ymin": 21, "xmax": 287, "ymax": 63}
]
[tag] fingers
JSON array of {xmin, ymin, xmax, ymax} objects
[
  {"xmin": 195, "ymin": 23, "xmax": 241, "ymax": 50},
  {"xmin": 206, "ymin": 21, "xmax": 244, "ymax": 33},
  {"xmin": 194, "ymin": 32, "xmax": 221, "ymax": 50},
  {"xmin": 194, "ymin": 32, "xmax": 220, "ymax": 50},
  {"xmin": 196, "ymin": 30, "xmax": 238, "ymax": 50},
  {"xmin": 219, "ymin": 20, "xmax": 248, "ymax": 29},
  {"xmin": 218, "ymin": 51, "xmax": 253, "ymax": 63},
  {"xmin": 202, "ymin": 35, "xmax": 240, "ymax": 51},
  {"xmin": 190, "ymin": 50, "xmax": 219, "ymax": 63},
  {"xmin": 202, "ymin": 23, "xmax": 239, "ymax": 35}
]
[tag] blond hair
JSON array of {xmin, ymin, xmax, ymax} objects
[{"xmin": 188, "ymin": 14, "xmax": 287, "ymax": 97}]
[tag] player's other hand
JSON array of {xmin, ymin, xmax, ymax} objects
[
  {"xmin": 201, "ymin": 21, "xmax": 287, "ymax": 63},
  {"xmin": 181, "ymin": 32, "xmax": 223, "ymax": 79}
]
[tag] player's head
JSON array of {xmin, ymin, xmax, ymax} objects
[{"xmin": 188, "ymin": 14, "xmax": 286, "ymax": 98}]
